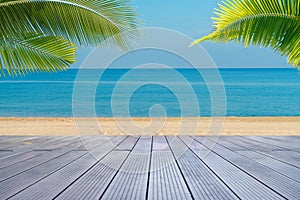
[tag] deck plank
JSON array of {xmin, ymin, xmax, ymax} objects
[
  {"xmin": 220, "ymin": 137, "xmax": 300, "ymax": 180},
  {"xmin": 196, "ymin": 137, "xmax": 300, "ymax": 199},
  {"xmin": 55, "ymin": 137, "xmax": 130, "ymax": 200},
  {"xmin": 0, "ymin": 150, "xmax": 87, "ymax": 199},
  {"xmin": 0, "ymin": 137, "xmax": 46, "ymax": 151},
  {"xmin": 0, "ymin": 136, "xmax": 54, "ymax": 150},
  {"xmin": 0, "ymin": 136, "xmax": 30, "ymax": 144},
  {"xmin": 0, "ymin": 138, "xmax": 84, "ymax": 181},
  {"xmin": 0, "ymin": 136, "xmax": 76, "ymax": 155},
  {"xmin": 0, "ymin": 150, "xmax": 44, "ymax": 170},
  {"xmin": 57, "ymin": 151, "xmax": 129, "ymax": 200},
  {"xmin": 0, "ymin": 136, "xmax": 298, "ymax": 199},
  {"xmin": 101, "ymin": 136, "xmax": 151, "ymax": 200},
  {"xmin": 0, "ymin": 151, "xmax": 15, "ymax": 159},
  {"xmin": 166, "ymin": 136, "xmax": 238, "ymax": 200},
  {"xmin": 181, "ymin": 136, "xmax": 284, "ymax": 199},
  {"xmin": 89, "ymin": 136, "xmax": 127, "ymax": 160},
  {"xmin": 0, "ymin": 136, "xmax": 75, "ymax": 159},
  {"xmin": 148, "ymin": 136, "xmax": 192, "ymax": 200},
  {"xmin": 114, "ymin": 136, "xmax": 139, "ymax": 151},
  {"xmin": 74, "ymin": 136, "xmax": 114, "ymax": 151},
  {"xmin": 9, "ymin": 136, "xmax": 126, "ymax": 200},
  {"xmin": 246, "ymin": 136, "xmax": 300, "ymax": 152},
  {"xmin": 223, "ymin": 136, "xmax": 286, "ymax": 151},
  {"xmin": 236, "ymin": 136, "xmax": 300, "ymax": 167},
  {"xmin": 236, "ymin": 150, "xmax": 300, "ymax": 182},
  {"xmin": 0, "ymin": 136, "xmax": 38, "ymax": 148}
]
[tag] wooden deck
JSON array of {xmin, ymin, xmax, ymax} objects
[{"xmin": 0, "ymin": 136, "xmax": 299, "ymax": 199}]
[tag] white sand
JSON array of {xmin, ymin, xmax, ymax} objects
[{"xmin": 0, "ymin": 117, "xmax": 299, "ymax": 136}]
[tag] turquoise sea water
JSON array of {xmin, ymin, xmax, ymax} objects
[{"xmin": 0, "ymin": 68, "xmax": 299, "ymax": 117}]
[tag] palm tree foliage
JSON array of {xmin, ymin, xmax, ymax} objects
[
  {"xmin": 0, "ymin": 0, "xmax": 139, "ymax": 76},
  {"xmin": 0, "ymin": 33, "xmax": 76, "ymax": 76},
  {"xmin": 191, "ymin": 0, "xmax": 300, "ymax": 68}
]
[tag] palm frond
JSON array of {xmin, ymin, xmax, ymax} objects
[
  {"xmin": 0, "ymin": 0, "xmax": 140, "ymax": 49},
  {"xmin": 190, "ymin": 0, "xmax": 300, "ymax": 68},
  {"xmin": 0, "ymin": 32, "xmax": 76, "ymax": 76}
]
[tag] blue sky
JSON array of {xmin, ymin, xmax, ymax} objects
[{"xmin": 74, "ymin": 0, "xmax": 290, "ymax": 68}]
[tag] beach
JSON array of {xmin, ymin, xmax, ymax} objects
[{"xmin": 0, "ymin": 117, "xmax": 299, "ymax": 136}]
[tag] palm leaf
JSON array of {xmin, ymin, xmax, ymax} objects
[
  {"xmin": 190, "ymin": 0, "xmax": 300, "ymax": 68},
  {"xmin": 0, "ymin": 33, "xmax": 76, "ymax": 76},
  {"xmin": 0, "ymin": 0, "xmax": 139, "ymax": 49}
]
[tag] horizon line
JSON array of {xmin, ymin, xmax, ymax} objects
[{"xmin": 69, "ymin": 67, "xmax": 292, "ymax": 69}]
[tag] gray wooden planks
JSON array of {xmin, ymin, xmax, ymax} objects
[
  {"xmin": 0, "ymin": 136, "xmax": 38, "ymax": 149},
  {"xmin": 166, "ymin": 136, "xmax": 238, "ymax": 200},
  {"xmin": 9, "ymin": 136, "xmax": 126, "ymax": 200},
  {"xmin": 56, "ymin": 151, "xmax": 129, "ymax": 200},
  {"xmin": 0, "ymin": 136, "xmax": 81, "ymax": 168},
  {"xmin": 235, "ymin": 150, "xmax": 300, "ymax": 182},
  {"xmin": 0, "ymin": 136, "xmax": 32, "ymax": 145},
  {"xmin": 0, "ymin": 150, "xmax": 13, "ymax": 159},
  {"xmin": 230, "ymin": 136, "xmax": 300, "ymax": 167},
  {"xmin": 0, "ymin": 138, "xmax": 84, "ymax": 182},
  {"xmin": 220, "ymin": 137, "xmax": 300, "ymax": 181},
  {"xmin": 148, "ymin": 136, "xmax": 192, "ymax": 200},
  {"xmin": 182, "ymin": 136, "xmax": 284, "ymax": 200},
  {"xmin": 88, "ymin": 136, "xmax": 127, "ymax": 160},
  {"xmin": 0, "ymin": 136, "xmax": 77, "ymax": 160},
  {"xmin": 0, "ymin": 151, "xmax": 87, "ymax": 199},
  {"xmin": 196, "ymin": 137, "xmax": 300, "ymax": 199},
  {"xmin": 246, "ymin": 136, "xmax": 300, "ymax": 152},
  {"xmin": 9, "ymin": 153, "xmax": 95, "ymax": 200},
  {"xmin": 0, "ymin": 136, "xmax": 54, "ymax": 151},
  {"xmin": 101, "ymin": 136, "xmax": 151, "ymax": 200},
  {"xmin": 0, "ymin": 150, "xmax": 44, "ymax": 169},
  {"xmin": 55, "ymin": 137, "xmax": 130, "ymax": 200},
  {"xmin": 0, "ymin": 136, "xmax": 299, "ymax": 200},
  {"xmin": 114, "ymin": 136, "xmax": 139, "ymax": 151},
  {"xmin": 223, "ymin": 136, "xmax": 286, "ymax": 151}
]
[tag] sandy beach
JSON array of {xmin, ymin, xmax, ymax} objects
[{"xmin": 0, "ymin": 117, "xmax": 299, "ymax": 136}]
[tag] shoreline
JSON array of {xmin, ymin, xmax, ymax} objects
[
  {"xmin": 1, "ymin": 116, "xmax": 300, "ymax": 120},
  {"xmin": 0, "ymin": 117, "xmax": 300, "ymax": 136}
]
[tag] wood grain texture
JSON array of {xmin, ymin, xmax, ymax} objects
[{"xmin": 0, "ymin": 136, "xmax": 298, "ymax": 200}]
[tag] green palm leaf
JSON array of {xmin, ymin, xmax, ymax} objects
[
  {"xmin": 0, "ymin": 0, "xmax": 139, "ymax": 49},
  {"xmin": 0, "ymin": 33, "xmax": 76, "ymax": 76},
  {"xmin": 0, "ymin": 0, "xmax": 139, "ymax": 76},
  {"xmin": 190, "ymin": 0, "xmax": 300, "ymax": 68}
]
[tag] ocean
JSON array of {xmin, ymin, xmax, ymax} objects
[{"xmin": 0, "ymin": 68, "xmax": 299, "ymax": 117}]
